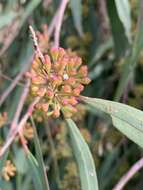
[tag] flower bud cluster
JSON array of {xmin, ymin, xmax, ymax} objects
[
  {"xmin": 2, "ymin": 160, "xmax": 16, "ymax": 181},
  {"xmin": 27, "ymin": 47, "xmax": 90, "ymax": 118}
]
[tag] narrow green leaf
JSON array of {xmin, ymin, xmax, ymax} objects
[
  {"xmin": 31, "ymin": 117, "xmax": 50, "ymax": 190},
  {"xmin": 114, "ymin": 1, "xmax": 143, "ymax": 100},
  {"xmin": 115, "ymin": 0, "xmax": 132, "ymax": 43},
  {"xmin": 66, "ymin": 119, "xmax": 99, "ymax": 190},
  {"xmin": 27, "ymin": 152, "xmax": 43, "ymax": 190},
  {"xmin": 70, "ymin": 0, "xmax": 83, "ymax": 36},
  {"xmin": 82, "ymin": 97, "xmax": 143, "ymax": 148},
  {"xmin": 14, "ymin": 148, "xmax": 28, "ymax": 174},
  {"xmin": 107, "ymin": 0, "xmax": 129, "ymax": 57}
]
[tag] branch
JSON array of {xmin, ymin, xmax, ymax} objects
[
  {"xmin": 0, "ymin": 56, "xmax": 33, "ymax": 107},
  {"xmin": 0, "ymin": 97, "xmax": 40, "ymax": 157},
  {"xmin": 53, "ymin": 0, "xmax": 69, "ymax": 47},
  {"xmin": 113, "ymin": 157, "xmax": 143, "ymax": 190},
  {"xmin": 29, "ymin": 25, "xmax": 45, "ymax": 64},
  {"xmin": 10, "ymin": 79, "xmax": 30, "ymax": 131}
]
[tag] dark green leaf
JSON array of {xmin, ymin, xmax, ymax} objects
[{"xmin": 70, "ymin": 0, "xmax": 83, "ymax": 36}]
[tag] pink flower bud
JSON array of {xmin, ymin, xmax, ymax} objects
[
  {"xmin": 73, "ymin": 88, "xmax": 81, "ymax": 96},
  {"xmin": 37, "ymin": 88, "xmax": 46, "ymax": 97},
  {"xmin": 78, "ymin": 66, "xmax": 88, "ymax": 77},
  {"xmin": 41, "ymin": 103, "xmax": 49, "ymax": 112},
  {"xmin": 63, "ymin": 85, "xmax": 72, "ymax": 93},
  {"xmin": 53, "ymin": 108, "xmax": 60, "ymax": 118},
  {"xmin": 44, "ymin": 55, "xmax": 51, "ymax": 73},
  {"xmin": 68, "ymin": 97, "xmax": 78, "ymax": 105},
  {"xmin": 81, "ymin": 77, "xmax": 91, "ymax": 84},
  {"xmin": 47, "ymin": 90, "xmax": 54, "ymax": 98}
]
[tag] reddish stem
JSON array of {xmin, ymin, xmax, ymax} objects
[
  {"xmin": 53, "ymin": 0, "xmax": 69, "ymax": 47},
  {"xmin": 0, "ymin": 97, "xmax": 40, "ymax": 157},
  {"xmin": 113, "ymin": 157, "xmax": 143, "ymax": 190}
]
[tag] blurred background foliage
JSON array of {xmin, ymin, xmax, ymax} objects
[{"xmin": 0, "ymin": 0, "xmax": 143, "ymax": 190}]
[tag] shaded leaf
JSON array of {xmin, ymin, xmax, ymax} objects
[
  {"xmin": 115, "ymin": 0, "xmax": 131, "ymax": 43},
  {"xmin": 27, "ymin": 152, "xmax": 43, "ymax": 190},
  {"xmin": 66, "ymin": 119, "xmax": 99, "ymax": 190},
  {"xmin": 107, "ymin": 0, "xmax": 129, "ymax": 57},
  {"xmin": 70, "ymin": 0, "xmax": 83, "ymax": 36},
  {"xmin": 114, "ymin": 1, "xmax": 143, "ymax": 100},
  {"xmin": 14, "ymin": 148, "xmax": 28, "ymax": 174},
  {"xmin": 31, "ymin": 117, "xmax": 50, "ymax": 190}
]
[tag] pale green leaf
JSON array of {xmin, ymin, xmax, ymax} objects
[
  {"xmin": 115, "ymin": 0, "xmax": 132, "ymax": 43},
  {"xmin": 66, "ymin": 119, "xmax": 99, "ymax": 190},
  {"xmin": 82, "ymin": 97, "xmax": 143, "ymax": 148}
]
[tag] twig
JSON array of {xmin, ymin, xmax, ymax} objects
[
  {"xmin": 10, "ymin": 79, "xmax": 30, "ymax": 131},
  {"xmin": 53, "ymin": 0, "xmax": 69, "ymax": 47},
  {"xmin": 0, "ymin": 97, "xmax": 40, "ymax": 157},
  {"xmin": 0, "ymin": 56, "xmax": 33, "ymax": 107},
  {"xmin": 18, "ymin": 129, "xmax": 29, "ymax": 154},
  {"xmin": 0, "ymin": 73, "xmax": 24, "ymax": 86},
  {"xmin": 29, "ymin": 25, "xmax": 45, "ymax": 64},
  {"xmin": 113, "ymin": 157, "xmax": 143, "ymax": 190}
]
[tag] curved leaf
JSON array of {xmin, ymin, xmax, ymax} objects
[
  {"xmin": 66, "ymin": 119, "xmax": 99, "ymax": 190},
  {"xmin": 82, "ymin": 97, "xmax": 143, "ymax": 148},
  {"xmin": 31, "ymin": 117, "xmax": 50, "ymax": 190},
  {"xmin": 115, "ymin": 0, "xmax": 132, "ymax": 43},
  {"xmin": 27, "ymin": 152, "xmax": 43, "ymax": 190}
]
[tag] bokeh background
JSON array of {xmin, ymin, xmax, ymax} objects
[{"xmin": 0, "ymin": 0, "xmax": 143, "ymax": 190}]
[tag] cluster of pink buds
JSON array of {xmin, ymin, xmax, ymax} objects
[{"xmin": 27, "ymin": 47, "xmax": 90, "ymax": 118}]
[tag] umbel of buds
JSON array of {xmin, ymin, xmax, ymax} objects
[
  {"xmin": 27, "ymin": 47, "xmax": 91, "ymax": 118},
  {"xmin": 2, "ymin": 160, "xmax": 16, "ymax": 181}
]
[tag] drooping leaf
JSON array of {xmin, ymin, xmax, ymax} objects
[
  {"xmin": 27, "ymin": 152, "xmax": 43, "ymax": 190},
  {"xmin": 66, "ymin": 119, "xmax": 99, "ymax": 190},
  {"xmin": 31, "ymin": 117, "xmax": 50, "ymax": 190},
  {"xmin": 70, "ymin": 0, "xmax": 83, "ymax": 36},
  {"xmin": 114, "ymin": 1, "xmax": 143, "ymax": 100},
  {"xmin": 106, "ymin": 0, "xmax": 129, "ymax": 57},
  {"xmin": 82, "ymin": 97, "xmax": 143, "ymax": 148},
  {"xmin": 115, "ymin": 0, "xmax": 132, "ymax": 43}
]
